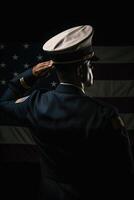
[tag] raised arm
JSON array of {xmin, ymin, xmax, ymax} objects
[{"xmin": 0, "ymin": 61, "xmax": 53, "ymax": 125}]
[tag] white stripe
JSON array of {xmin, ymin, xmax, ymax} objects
[
  {"xmin": 93, "ymin": 46, "xmax": 134, "ymax": 63},
  {"xmin": 15, "ymin": 95, "xmax": 29, "ymax": 103},
  {"xmin": 0, "ymin": 126, "xmax": 35, "ymax": 144},
  {"xmin": 85, "ymin": 80, "xmax": 134, "ymax": 97}
]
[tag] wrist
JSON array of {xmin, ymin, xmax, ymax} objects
[
  {"xmin": 32, "ymin": 68, "xmax": 39, "ymax": 77},
  {"xmin": 20, "ymin": 68, "xmax": 37, "ymax": 89}
]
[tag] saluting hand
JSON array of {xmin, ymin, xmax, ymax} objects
[{"xmin": 32, "ymin": 60, "xmax": 54, "ymax": 77}]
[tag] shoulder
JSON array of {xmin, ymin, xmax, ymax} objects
[
  {"xmin": 86, "ymin": 95, "xmax": 126, "ymax": 130},
  {"xmin": 85, "ymin": 95, "xmax": 118, "ymax": 116},
  {"xmin": 15, "ymin": 88, "xmax": 53, "ymax": 104},
  {"xmin": 91, "ymin": 98, "xmax": 126, "ymax": 134}
]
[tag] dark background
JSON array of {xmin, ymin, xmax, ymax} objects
[
  {"xmin": 0, "ymin": 2, "xmax": 134, "ymax": 45},
  {"xmin": 0, "ymin": 2, "xmax": 134, "ymax": 199}
]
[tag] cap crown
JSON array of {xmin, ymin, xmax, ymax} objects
[
  {"xmin": 43, "ymin": 25, "xmax": 93, "ymax": 52},
  {"xmin": 43, "ymin": 25, "xmax": 94, "ymax": 63}
]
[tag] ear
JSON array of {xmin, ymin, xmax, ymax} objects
[
  {"xmin": 77, "ymin": 61, "xmax": 93, "ymax": 86},
  {"xmin": 87, "ymin": 67, "xmax": 93, "ymax": 86}
]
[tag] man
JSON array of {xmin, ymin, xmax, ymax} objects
[{"xmin": 0, "ymin": 25, "xmax": 134, "ymax": 199}]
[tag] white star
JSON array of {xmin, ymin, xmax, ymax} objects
[
  {"xmin": 1, "ymin": 80, "xmax": 6, "ymax": 85},
  {"xmin": 24, "ymin": 63, "xmax": 30, "ymax": 68},
  {"xmin": 23, "ymin": 43, "xmax": 29, "ymax": 49},
  {"xmin": 13, "ymin": 72, "xmax": 19, "ymax": 77},
  {"xmin": 0, "ymin": 44, "xmax": 4, "ymax": 49},
  {"xmin": 51, "ymin": 81, "xmax": 57, "ymax": 87},
  {"xmin": 12, "ymin": 54, "xmax": 18, "ymax": 60},
  {"xmin": 37, "ymin": 55, "xmax": 43, "ymax": 60},
  {"xmin": 0, "ymin": 63, "xmax": 6, "ymax": 68}
]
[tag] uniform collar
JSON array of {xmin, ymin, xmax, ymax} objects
[{"xmin": 55, "ymin": 83, "xmax": 85, "ymax": 95}]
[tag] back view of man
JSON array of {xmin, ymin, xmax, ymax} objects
[{"xmin": 0, "ymin": 25, "xmax": 134, "ymax": 199}]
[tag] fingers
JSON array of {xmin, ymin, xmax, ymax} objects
[
  {"xmin": 37, "ymin": 60, "xmax": 53, "ymax": 68},
  {"xmin": 32, "ymin": 60, "xmax": 54, "ymax": 77}
]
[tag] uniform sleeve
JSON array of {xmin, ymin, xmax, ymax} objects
[
  {"xmin": 0, "ymin": 68, "xmax": 38, "ymax": 126},
  {"xmin": 0, "ymin": 90, "xmax": 40, "ymax": 127},
  {"xmin": 0, "ymin": 68, "xmax": 37, "ymax": 101}
]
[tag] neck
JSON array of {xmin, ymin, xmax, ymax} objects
[
  {"xmin": 60, "ymin": 80, "xmax": 85, "ymax": 93},
  {"xmin": 60, "ymin": 79, "xmax": 82, "ymax": 87}
]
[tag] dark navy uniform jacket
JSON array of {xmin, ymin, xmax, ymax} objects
[{"xmin": 0, "ymin": 68, "xmax": 134, "ymax": 198}]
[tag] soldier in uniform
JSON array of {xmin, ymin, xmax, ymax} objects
[{"xmin": 0, "ymin": 25, "xmax": 134, "ymax": 199}]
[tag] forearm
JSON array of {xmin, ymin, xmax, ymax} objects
[
  {"xmin": 0, "ymin": 60, "xmax": 53, "ymax": 102},
  {"xmin": 0, "ymin": 68, "xmax": 37, "ymax": 101},
  {"xmin": 0, "ymin": 61, "xmax": 52, "ymax": 126}
]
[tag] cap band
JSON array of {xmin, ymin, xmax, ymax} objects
[
  {"xmin": 53, "ymin": 52, "xmax": 94, "ymax": 64},
  {"xmin": 42, "ymin": 25, "xmax": 95, "ymax": 64},
  {"xmin": 46, "ymin": 45, "xmax": 93, "ymax": 64}
]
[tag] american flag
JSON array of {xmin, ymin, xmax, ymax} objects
[
  {"xmin": 0, "ymin": 43, "xmax": 134, "ymax": 146},
  {"xmin": 0, "ymin": 42, "xmax": 59, "ymax": 94}
]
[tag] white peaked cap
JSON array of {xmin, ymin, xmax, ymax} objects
[{"xmin": 43, "ymin": 25, "xmax": 94, "ymax": 64}]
